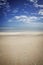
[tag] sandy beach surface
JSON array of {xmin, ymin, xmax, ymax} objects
[{"xmin": 0, "ymin": 32, "xmax": 43, "ymax": 65}]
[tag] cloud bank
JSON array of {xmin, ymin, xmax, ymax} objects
[{"xmin": 8, "ymin": 15, "xmax": 43, "ymax": 24}]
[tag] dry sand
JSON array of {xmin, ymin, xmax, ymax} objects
[{"xmin": 0, "ymin": 32, "xmax": 43, "ymax": 65}]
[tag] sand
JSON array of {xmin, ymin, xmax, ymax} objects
[{"xmin": 0, "ymin": 32, "xmax": 43, "ymax": 65}]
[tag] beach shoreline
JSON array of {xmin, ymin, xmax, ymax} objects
[{"xmin": 0, "ymin": 31, "xmax": 43, "ymax": 35}]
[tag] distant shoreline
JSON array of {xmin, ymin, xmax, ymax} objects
[{"xmin": 0, "ymin": 31, "xmax": 43, "ymax": 36}]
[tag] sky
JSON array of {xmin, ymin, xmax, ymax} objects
[{"xmin": 0, "ymin": 0, "xmax": 43, "ymax": 31}]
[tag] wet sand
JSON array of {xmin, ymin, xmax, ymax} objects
[{"xmin": 0, "ymin": 32, "xmax": 43, "ymax": 65}]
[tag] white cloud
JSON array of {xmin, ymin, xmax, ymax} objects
[
  {"xmin": 38, "ymin": 9, "xmax": 43, "ymax": 15},
  {"xmin": 34, "ymin": 4, "xmax": 43, "ymax": 8},
  {"xmin": 15, "ymin": 15, "xmax": 27, "ymax": 19},
  {"xmin": 29, "ymin": 0, "xmax": 43, "ymax": 8},
  {"xmin": 30, "ymin": 0, "xmax": 38, "ymax": 3},
  {"xmin": 15, "ymin": 15, "xmax": 38, "ymax": 23},
  {"xmin": 38, "ymin": 5, "xmax": 43, "ymax": 8},
  {"xmin": 29, "ymin": 16, "xmax": 37, "ymax": 19}
]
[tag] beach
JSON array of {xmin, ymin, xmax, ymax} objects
[{"xmin": 0, "ymin": 32, "xmax": 43, "ymax": 65}]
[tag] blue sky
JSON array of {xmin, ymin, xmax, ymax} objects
[{"xmin": 0, "ymin": 0, "xmax": 43, "ymax": 31}]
